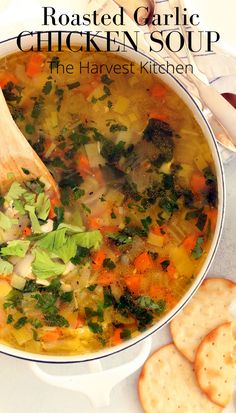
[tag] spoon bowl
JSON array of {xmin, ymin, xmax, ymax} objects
[{"xmin": 0, "ymin": 88, "xmax": 59, "ymax": 198}]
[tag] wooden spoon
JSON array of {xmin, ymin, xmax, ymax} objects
[{"xmin": 0, "ymin": 88, "xmax": 59, "ymax": 198}]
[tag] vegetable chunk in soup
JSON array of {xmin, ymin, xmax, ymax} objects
[{"xmin": 0, "ymin": 51, "xmax": 218, "ymax": 355}]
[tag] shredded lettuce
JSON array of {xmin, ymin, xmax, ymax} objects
[
  {"xmin": 36, "ymin": 193, "xmax": 50, "ymax": 221},
  {"xmin": 5, "ymin": 182, "xmax": 27, "ymax": 202},
  {"xmin": 13, "ymin": 199, "xmax": 25, "ymax": 215},
  {"xmin": 32, "ymin": 249, "xmax": 66, "ymax": 279},
  {"xmin": 1, "ymin": 240, "xmax": 30, "ymax": 257},
  {"xmin": 0, "ymin": 258, "xmax": 13, "ymax": 274},
  {"xmin": 36, "ymin": 228, "xmax": 67, "ymax": 251},
  {"xmin": 54, "ymin": 237, "xmax": 77, "ymax": 264},
  {"xmin": 25, "ymin": 205, "xmax": 42, "ymax": 233},
  {"xmin": 58, "ymin": 223, "xmax": 83, "ymax": 234},
  {"xmin": 0, "ymin": 212, "xmax": 17, "ymax": 230},
  {"xmin": 73, "ymin": 230, "xmax": 102, "ymax": 250}
]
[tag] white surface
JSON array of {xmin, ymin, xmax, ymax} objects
[
  {"xmin": 184, "ymin": 0, "xmax": 236, "ymax": 56},
  {"xmin": 0, "ymin": 158, "xmax": 235, "ymax": 413}
]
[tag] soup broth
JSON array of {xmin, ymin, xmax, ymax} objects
[{"xmin": 0, "ymin": 50, "xmax": 217, "ymax": 355}]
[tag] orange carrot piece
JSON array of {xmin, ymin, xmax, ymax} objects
[
  {"xmin": 134, "ymin": 252, "xmax": 153, "ymax": 273},
  {"xmin": 190, "ymin": 172, "xmax": 207, "ymax": 194},
  {"xmin": 78, "ymin": 80, "xmax": 100, "ymax": 98},
  {"xmin": 26, "ymin": 53, "xmax": 44, "ymax": 78},
  {"xmin": 76, "ymin": 315, "xmax": 85, "ymax": 328},
  {"xmin": 97, "ymin": 271, "xmax": 116, "ymax": 286},
  {"xmin": 149, "ymin": 285, "xmax": 165, "ymax": 299},
  {"xmin": 111, "ymin": 328, "xmax": 123, "ymax": 345},
  {"xmin": 100, "ymin": 225, "xmax": 119, "ymax": 235},
  {"xmin": 0, "ymin": 275, "xmax": 11, "ymax": 283},
  {"xmin": 0, "ymin": 73, "xmax": 18, "ymax": 89},
  {"xmin": 92, "ymin": 250, "xmax": 106, "ymax": 270},
  {"xmin": 206, "ymin": 208, "xmax": 218, "ymax": 230},
  {"xmin": 41, "ymin": 327, "xmax": 62, "ymax": 342},
  {"xmin": 88, "ymin": 216, "xmax": 100, "ymax": 230},
  {"xmin": 125, "ymin": 275, "xmax": 141, "ymax": 295},
  {"xmin": 182, "ymin": 234, "xmax": 197, "ymax": 253},
  {"xmin": 166, "ymin": 262, "xmax": 177, "ymax": 278},
  {"xmin": 22, "ymin": 226, "xmax": 32, "ymax": 237},
  {"xmin": 150, "ymin": 84, "xmax": 167, "ymax": 98},
  {"xmin": 77, "ymin": 154, "xmax": 91, "ymax": 176},
  {"xmin": 149, "ymin": 112, "xmax": 168, "ymax": 121},
  {"xmin": 48, "ymin": 197, "xmax": 60, "ymax": 219}
]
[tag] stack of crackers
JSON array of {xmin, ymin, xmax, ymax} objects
[{"xmin": 139, "ymin": 278, "xmax": 236, "ymax": 412}]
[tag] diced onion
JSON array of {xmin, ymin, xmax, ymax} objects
[
  {"xmin": 147, "ymin": 232, "xmax": 164, "ymax": 247},
  {"xmin": 11, "ymin": 274, "xmax": 26, "ymax": 291},
  {"xmin": 85, "ymin": 143, "xmax": 105, "ymax": 168}
]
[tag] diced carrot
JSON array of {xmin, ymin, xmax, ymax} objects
[
  {"xmin": 190, "ymin": 172, "xmax": 207, "ymax": 194},
  {"xmin": 97, "ymin": 271, "xmax": 116, "ymax": 286},
  {"xmin": 94, "ymin": 168, "xmax": 104, "ymax": 186},
  {"xmin": 92, "ymin": 250, "xmax": 106, "ymax": 270},
  {"xmin": 111, "ymin": 328, "xmax": 123, "ymax": 345},
  {"xmin": 76, "ymin": 154, "xmax": 91, "ymax": 176},
  {"xmin": 26, "ymin": 53, "xmax": 44, "ymax": 78},
  {"xmin": 134, "ymin": 252, "xmax": 153, "ymax": 273},
  {"xmin": 150, "ymin": 84, "xmax": 167, "ymax": 98},
  {"xmin": 165, "ymin": 291, "xmax": 177, "ymax": 308},
  {"xmin": 206, "ymin": 208, "xmax": 218, "ymax": 230},
  {"xmin": 78, "ymin": 80, "xmax": 100, "ymax": 98},
  {"xmin": 0, "ymin": 73, "xmax": 18, "ymax": 89},
  {"xmin": 48, "ymin": 196, "xmax": 60, "ymax": 219},
  {"xmin": 0, "ymin": 275, "xmax": 11, "ymax": 283},
  {"xmin": 182, "ymin": 233, "xmax": 197, "ymax": 253},
  {"xmin": 41, "ymin": 327, "xmax": 62, "ymax": 342},
  {"xmin": 101, "ymin": 225, "xmax": 119, "ymax": 235},
  {"xmin": 76, "ymin": 315, "xmax": 85, "ymax": 328},
  {"xmin": 125, "ymin": 275, "xmax": 141, "ymax": 295},
  {"xmin": 149, "ymin": 112, "xmax": 168, "ymax": 121},
  {"xmin": 22, "ymin": 226, "xmax": 32, "ymax": 237},
  {"xmin": 88, "ymin": 216, "xmax": 100, "ymax": 230},
  {"xmin": 166, "ymin": 262, "xmax": 177, "ymax": 278},
  {"xmin": 149, "ymin": 285, "xmax": 165, "ymax": 299}
]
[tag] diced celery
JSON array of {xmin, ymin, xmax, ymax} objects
[
  {"xmin": 113, "ymin": 96, "xmax": 130, "ymax": 114},
  {"xmin": 147, "ymin": 232, "xmax": 164, "ymax": 247}
]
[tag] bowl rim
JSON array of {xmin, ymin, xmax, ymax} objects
[{"xmin": 0, "ymin": 31, "xmax": 226, "ymax": 364}]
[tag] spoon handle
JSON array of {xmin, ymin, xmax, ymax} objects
[{"xmin": 0, "ymin": 89, "xmax": 59, "ymax": 197}]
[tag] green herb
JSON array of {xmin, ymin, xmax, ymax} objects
[
  {"xmin": 160, "ymin": 260, "xmax": 170, "ymax": 271},
  {"xmin": 73, "ymin": 187, "xmax": 85, "ymax": 201},
  {"xmin": 60, "ymin": 291, "xmax": 73, "ymax": 302},
  {"xmin": 141, "ymin": 216, "xmax": 152, "ymax": 232},
  {"xmin": 117, "ymin": 289, "xmax": 153, "ymax": 330},
  {"xmin": 109, "ymin": 123, "xmax": 128, "ymax": 133},
  {"xmin": 67, "ymin": 81, "xmax": 80, "ymax": 90},
  {"xmin": 107, "ymin": 100, "xmax": 113, "ymax": 109},
  {"xmin": 31, "ymin": 95, "xmax": 44, "ymax": 119},
  {"xmin": 185, "ymin": 209, "xmax": 201, "ymax": 221},
  {"xmin": 14, "ymin": 316, "xmax": 27, "ymax": 330},
  {"xmin": 32, "ymin": 135, "xmax": 45, "ymax": 157},
  {"xmin": 71, "ymin": 246, "xmax": 90, "ymax": 265},
  {"xmin": 192, "ymin": 236, "xmax": 204, "ymax": 260},
  {"xmin": 29, "ymin": 318, "xmax": 43, "ymax": 329},
  {"xmin": 53, "ymin": 207, "xmax": 64, "ymax": 230},
  {"xmin": 1, "ymin": 240, "xmax": 30, "ymax": 258},
  {"xmin": 101, "ymin": 140, "xmax": 126, "ymax": 164},
  {"xmin": 101, "ymin": 75, "xmax": 113, "ymax": 85},
  {"xmin": 45, "ymin": 314, "xmax": 69, "ymax": 327},
  {"xmin": 108, "ymin": 232, "xmax": 133, "ymax": 246},
  {"xmin": 123, "ymin": 177, "xmax": 141, "ymax": 202},
  {"xmin": 42, "ymin": 80, "xmax": 52, "ymax": 95},
  {"xmin": 137, "ymin": 296, "xmax": 166, "ymax": 314},
  {"xmin": 7, "ymin": 314, "xmax": 13, "ymax": 324},
  {"xmin": 196, "ymin": 213, "xmax": 207, "ymax": 231},
  {"xmin": 3, "ymin": 289, "xmax": 23, "ymax": 310},
  {"xmin": 87, "ymin": 284, "xmax": 97, "ymax": 292},
  {"xmin": 55, "ymin": 87, "xmax": 64, "ymax": 111},
  {"xmin": 97, "ymin": 302, "xmax": 104, "ymax": 322},
  {"xmin": 59, "ymin": 170, "xmax": 83, "ymax": 190},
  {"xmin": 159, "ymin": 198, "xmax": 178, "ymax": 214},
  {"xmin": 49, "ymin": 157, "xmax": 66, "ymax": 168},
  {"xmin": 111, "ymin": 209, "xmax": 116, "ymax": 219},
  {"xmin": 81, "ymin": 203, "xmax": 91, "ymax": 214},
  {"xmin": 22, "ymin": 167, "xmax": 30, "ymax": 175},
  {"xmin": 120, "ymin": 328, "xmax": 131, "ymax": 340},
  {"xmin": 103, "ymin": 258, "xmax": 116, "ymax": 270},
  {"xmin": 88, "ymin": 321, "xmax": 103, "ymax": 334},
  {"xmin": 25, "ymin": 124, "xmax": 35, "ymax": 135},
  {"xmin": 125, "ymin": 217, "xmax": 131, "ymax": 225},
  {"xmin": 3, "ymin": 82, "xmax": 22, "ymax": 104}
]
